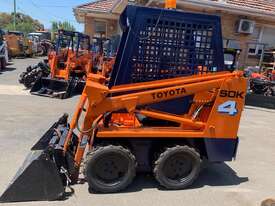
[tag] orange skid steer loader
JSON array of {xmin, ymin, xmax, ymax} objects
[
  {"xmin": 0, "ymin": 4, "xmax": 247, "ymax": 203},
  {"xmin": 30, "ymin": 30, "xmax": 92, "ymax": 99},
  {"xmin": 91, "ymin": 37, "xmax": 116, "ymax": 79}
]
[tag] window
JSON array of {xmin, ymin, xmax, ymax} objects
[
  {"xmin": 248, "ymin": 43, "xmax": 264, "ymax": 56},
  {"xmin": 224, "ymin": 53, "xmax": 234, "ymax": 66},
  {"xmin": 251, "ymin": 26, "xmax": 262, "ymax": 41},
  {"xmin": 95, "ymin": 21, "xmax": 107, "ymax": 37},
  {"xmin": 247, "ymin": 26, "xmax": 275, "ymax": 56},
  {"xmin": 247, "ymin": 26, "xmax": 264, "ymax": 56},
  {"xmin": 261, "ymin": 27, "xmax": 275, "ymax": 48}
]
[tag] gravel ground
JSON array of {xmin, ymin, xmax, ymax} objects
[{"xmin": 0, "ymin": 58, "xmax": 275, "ymax": 206}]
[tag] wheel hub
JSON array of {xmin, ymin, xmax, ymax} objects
[
  {"xmin": 164, "ymin": 154, "xmax": 193, "ymax": 181},
  {"xmin": 93, "ymin": 153, "xmax": 128, "ymax": 184}
]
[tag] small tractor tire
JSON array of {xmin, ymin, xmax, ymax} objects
[
  {"xmin": 154, "ymin": 145, "xmax": 201, "ymax": 190},
  {"xmin": 37, "ymin": 48, "xmax": 44, "ymax": 56},
  {"xmin": 84, "ymin": 145, "xmax": 136, "ymax": 193}
]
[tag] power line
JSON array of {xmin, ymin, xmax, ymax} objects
[
  {"xmin": 31, "ymin": 5, "xmax": 72, "ymax": 8},
  {"xmin": 12, "ymin": 0, "xmax": 83, "ymax": 30},
  {"xmin": 29, "ymin": 0, "xmax": 61, "ymax": 20},
  {"xmin": 17, "ymin": 7, "xmax": 50, "ymax": 23}
]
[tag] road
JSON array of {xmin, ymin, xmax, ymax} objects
[{"xmin": 0, "ymin": 58, "xmax": 275, "ymax": 206}]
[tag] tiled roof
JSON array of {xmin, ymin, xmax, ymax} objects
[
  {"xmin": 76, "ymin": 0, "xmax": 117, "ymax": 13},
  {"xmin": 226, "ymin": 0, "xmax": 275, "ymax": 13},
  {"xmin": 76, "ymin": 0, "xmax": 275, "ymax": 14}
]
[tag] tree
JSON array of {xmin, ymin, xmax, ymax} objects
[
  {"xmin": 51, "ymin": 21, "xmax": 76, "ymax": 33},
  {"xmin": 0, "ymin": 12, "xmax": 44, "ymax": 34},
  {"xmin": 51, "ymin": 21, "xmax": 76, "ymax": 40}
]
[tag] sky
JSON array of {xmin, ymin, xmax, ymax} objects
[{"xmin": 0, "ymin": 0, "xmax": 91, "ymax": 31}]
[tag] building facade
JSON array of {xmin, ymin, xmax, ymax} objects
[{"xmin": 74, "ymin": 0, "xmax": 275, "ymax": 68}]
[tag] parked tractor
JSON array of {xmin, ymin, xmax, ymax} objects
[
  {"xmin": 4, "ymin": 31, "xmax": 34, "ymax": 57},
  {"xmin": 19, "ymin": 32, "xmax": 116, "ymax": 95},
  {"xmin": 91, "ymin": 37, "xmax": 117, "ymax": 79},
  {"xmin": 27, "ymin": 31, "xmax": 53, "ymax": 56},
  {"xmin": 30, "ymin": 30, "xmax": 93, "ymax": 99},
  {"xmin": 0, "ymin": 2, "xmax": 247, "ymax": 203}
]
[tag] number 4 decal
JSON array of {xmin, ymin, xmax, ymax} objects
[{"xmin": 218, "ymin": 101, "xmax": 238, "ymax": 116}]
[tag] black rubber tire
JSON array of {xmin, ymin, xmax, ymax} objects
[
  {"xmin": 37, "ymin": 45, "xmax": 45, "ymax": 56},
  {"xmin": 84, "ymin": 145, "xmax": 136, "ymax": 193},
  {"xmin": 154, "ymin": 145, "xmax": 201, "ymax": 190}
]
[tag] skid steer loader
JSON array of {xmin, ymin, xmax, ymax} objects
[
  {"xmin": 0, "ymin": 3, "xmax": 247, "ymax": 203},
  {"xmin": 30, "ymin": 30, "xmax": 92, "ymax": 99},
  {"xmin": 91, "ymin": 37, "xmax": 116, "ymax": 79}
]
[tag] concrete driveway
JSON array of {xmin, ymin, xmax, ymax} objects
[{"xmin": 0, "ymin": 58, "xmax": 274, "ymax": 206}]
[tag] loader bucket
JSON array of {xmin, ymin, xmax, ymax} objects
[
  {"xmin": 0, "ymin": 115, "xmax": 72, "ymax": 202},
  {"xmin": 0, "ymin": 150, "xmax": 64, "ymax": 202},
  {"xmin": 30, "ymin": 76, "xmax": 85, "ymax": 99}
]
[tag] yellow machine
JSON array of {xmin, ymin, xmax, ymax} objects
[
  {"xmin": 4, "ymin": 31, "xmax": 33, "ymax": 57},
  {"xmin": 0, "ymin": 1, "xmax": 248, "ymax": 202}
]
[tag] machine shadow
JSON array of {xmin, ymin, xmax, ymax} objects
[
  {"xmin": 191, "ymin": 162, "xmax": 248, "ymax": 188},
  {"xmin": 122, "ymin": 162, "xmax": 248, "ymax": 193}
]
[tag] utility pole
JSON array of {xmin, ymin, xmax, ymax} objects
[{"xmin": 13, "ymin": 0, "xmax": 16, "ymax": 30}]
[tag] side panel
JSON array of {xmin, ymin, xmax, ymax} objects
[
  {"xmin": 204, "ymin": 76, "xmax": 247, "ymax": 139},
  {"xmin": 204, "ymin": 138, "xmax": 239, "ymax": 162}
]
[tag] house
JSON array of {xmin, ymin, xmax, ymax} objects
[
  {"xmin": 74, "ymin": 0, "xmax": 275, "ymax": 68},
  {"xmin": 73, "ymin": 0, "xmax": 127, "ymax": 38}
]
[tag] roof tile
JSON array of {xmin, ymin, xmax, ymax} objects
[
  {"xmin": 226, "ymin": 0, "xmax": 275, "ymax": 13},
  {"xmin": 77, "ymin": 0, "xmax": 117, "ymax": 13}
]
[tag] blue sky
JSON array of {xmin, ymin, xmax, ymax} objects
[{"xmin": 0, "ymin": 0, "xmax": 91, "ymax": 31}]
